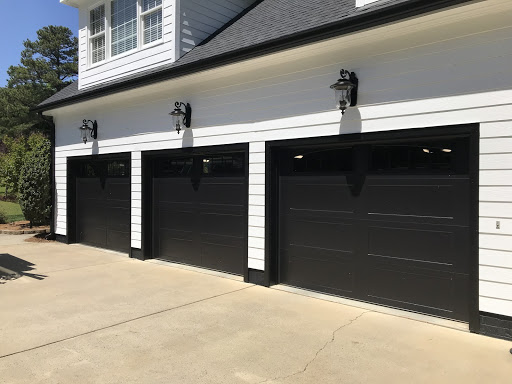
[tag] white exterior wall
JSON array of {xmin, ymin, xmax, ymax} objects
[
  {"xmin": 131, "ymin": 151, "xmax": 142, "ymax": 249},
  {"xmin": 50, "ymin": 1, "xmax": 512, "ymax": 317},
  {"xmin": 78, "ymin": 0, "xmax": 176, "ymax": 90},
  {"xmin": 178, "ymin": 0, "xmax": 256, "ymax": 56}
]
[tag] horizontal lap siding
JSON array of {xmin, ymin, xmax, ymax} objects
[
  {"xmin": 479, "ymin": 123, "xmax": 512, "ymax": 316},
  {"xmin": 179, "ymin": 0, "xmax": 255, "ymax": 56},
  {"xmin": 55, "ymin": 157, "xmax": 67, "ymax": 236},
  {"xmin": 54, "ymin": 6, "xmax": 512, "ymax": 315},
  {"xmin": 131, "ymin": 152, "xmax": 142, "ymax": 249},
  {"xmin": 248, "ymin": 142, "xmax": 265, "ymax": 270},
  {"xmin": 79, "ymin": 1, "xmax": 175, "ymax": 90}
]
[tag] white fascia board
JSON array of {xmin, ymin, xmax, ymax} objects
[
  {"xmin": 356, "ymin": 0, "xmax": 384, "ymax": 7},
  {"xmin": 60, "ymin": 0, "xmax": 89, "ymax": 8}
]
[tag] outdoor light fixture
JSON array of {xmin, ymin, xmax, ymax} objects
[
  {"xmin": 294, "ymin": 155, "xmax": 304, "ymax": 159},
  {"xmin": 79, "ymin": 119, "xmax": 98, "ymax": 144},
  {"xmin": 169, "ymin": 101, "xmax": 192, "ymax": 134},
  {"xmin": 330, "ymin": 69, "xmax": 359, "ymax": 115}
]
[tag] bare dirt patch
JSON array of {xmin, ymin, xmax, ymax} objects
[{"xmin": 0, "ymin": 221, "xmax": 49, "ymax": 235}]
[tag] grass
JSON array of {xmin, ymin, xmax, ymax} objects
[{"xmin": 0, "ymin": 185, "xmax": 25, "ymax": 223}]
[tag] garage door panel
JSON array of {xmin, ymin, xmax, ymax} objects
[
  {"xmin": 367, "ymin": 225, "xmax": 459, "ymax": 268},
  {"xmin": 364, "ymin": 265, "xmax": 469, "ymax": 321},
  {"xmin": 155, "ymin": 179, "xmax": 194, "ymax": 202},
  {"xmin": 280, "ymin": 177, "xmax": 356, "ymax": 215},
  {"xmin": 366, "ymin": 179, "xmax": 469, "ymax": 221},
  {"xmin": 158, "ymin": 206, "xmax": 195, "ymax": 230},
  {"xmin": 107, "ymin": 181, "xmax": 131, "ymax": 201},
  {"xmin": 77, "ymin": 178, "xmax": 103, "ymax": 196},
  {"xmin": 158, "ymin": 229, "xmax": 199, "ymax": 265},
  {"xmin": 79, "ymin": 225, "xmax": 107, "ymax": 247},
  {"xmin": 281, "ymin": 217, "xmax": 357, "ymax": 254},
  {"xmin": 107, "ymin": 230, "xmax": 131, "ymax": 252},
  {"xmin": 198, "ymin": 178, "xmax": 245, "ymax": 205},
  {"xmin": 200, "ymin": 212, "xmax": 245, "ymax": 237},
  {"xmin": 200, "ymin": 241, "xmax": 244, "ymax": 274},
  {"xmin": 281, "ymin": 247, "xmax": 356, "ymax": 295},
  {"xmin": 107, "ymin": 206, "xmax": 130, "ymax": 225}
]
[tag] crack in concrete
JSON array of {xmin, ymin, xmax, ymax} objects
[{"xmin": 257, "ymin": 310, "xmax": 373, "ymax": 384}]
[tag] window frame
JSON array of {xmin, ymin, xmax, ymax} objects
[
  {"xmin": 88, "ymin": 2, "xmax": 109, "ymax": 67},
  {"xmin": 87, "ymin": 0, "xmax": 164, "ymax": 69},
  {"xmin": 140, "ymin": 0, "xmax": 163, "ymax": 47}
]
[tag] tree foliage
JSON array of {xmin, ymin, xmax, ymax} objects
[
  {"xmin": 18, "ymin": 134, "xmax": 51, "ymax": 226},
  {"xmin": 0, "ymin": 26, "xmax": 77, "ymax": 137},
  {"xmin": 0, "ymin": 136, "xmax": 28, "ymax": 197}
]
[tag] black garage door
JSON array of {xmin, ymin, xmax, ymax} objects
[
  {"xmin": 152, "ymin": 151, "xmax": 247, "ymax": 275},
  {"xmin": 75, "ymin": 158, "xmax": 131, "ymax": 253},
  {"xmin": 278, "ymin": 136, "xmax": 472, "ymax": 321}
]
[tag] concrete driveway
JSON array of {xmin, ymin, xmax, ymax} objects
[{"xmin": 0, "ymin": 236, "xmax": 510, "ymax": 383}]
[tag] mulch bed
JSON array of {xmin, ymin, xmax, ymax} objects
[
  {"xmin": 25, "ymin": 233, "xmax": 55, "ymax": 243},
  {"xmin": 0, "ymin": 221, "xmax": 50, "ymax": 235}
]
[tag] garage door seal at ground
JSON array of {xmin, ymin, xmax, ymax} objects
[{"xmin": 273, "ymin": 284, "xmax": 470, "ymax": 332}]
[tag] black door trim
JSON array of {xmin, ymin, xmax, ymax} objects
[
  {"xmin": 66, "ymin": 152, "xmax": 132, "ymax": 251},
  {"xmin": 142, "ymin": 143, "xmax": 250, "ymax": 281},
  {"xmin": 265, "ymin": 124, "xmax": 480, "ymax": 332}
]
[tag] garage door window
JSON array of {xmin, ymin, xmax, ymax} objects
[
  {"xmin": 290, "ymin": 147, "xmax": 353, "ymax": 173},
  {"xmin": 370, "ymin": 138, "xmax": 468, "ymax": 174},
  {"xmin": 201, "ymin": 153, "xmax": 244, "ymax": 176},
  {"xmin": 156, "ymin": 157, "xmax": 194, "ymax": 177},
  {"xmin": 107, "ymin": 160, "xmax": 130, "ymax": 177}
]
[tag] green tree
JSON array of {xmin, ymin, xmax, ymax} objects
[
  {"xmin": 0, "ymin": 26, "xmax": 77, "ymax": 136},
  {"xmin": 18, "ymin": 134, "xmax": 51, "ymax": 226},
  {"xmin": 0, "ymin": 136, "xmax": 27, "ymax": 197}
]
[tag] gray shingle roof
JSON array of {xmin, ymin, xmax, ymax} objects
[{"xmin": 36, "ymin": 0, "xmax": 470, "ymax": 111}]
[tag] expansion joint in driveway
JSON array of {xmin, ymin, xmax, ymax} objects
[
  {"xmin": 257, "ymin": 310, "xmax": 373, "ymax": 383},
  {"xmin": 0, "ymin": 285, "xmax": 254, "ymax": 360}
]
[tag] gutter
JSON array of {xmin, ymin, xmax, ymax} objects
[{"xmin": 33, "ymin": 0, "xmax": 478, "ymax": 113}]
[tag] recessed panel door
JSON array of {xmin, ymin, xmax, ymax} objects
[
  {"xmin": 278, "ymin": 137, "xmax": 472, "ymax": 321},
  {"xmin": 153, "ymin": 152, "xmax": 247, "ymax": 275}
]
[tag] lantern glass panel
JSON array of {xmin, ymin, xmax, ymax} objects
[
  {"xmin": 172, "ymin": 112, "xmax": 184, "ymax": 131},
  {"xmin": 335, "ymin": 88, "xmax": 352, "ymax": 111},
  {"xmin": 79, "ymin": 126, "xmax": 89, "ymax": 143}
]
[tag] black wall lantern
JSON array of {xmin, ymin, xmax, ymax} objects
[
  {"xmin": 330, "ymin": 69, "xmax": 358, "ymax": 115},
  {"xmin": 169, "ymin": 101, "xmax": 192, "ymax": 134},
  {"xmin": 79, "ymin": 119, "xmax": 98, "ymax": 144}
]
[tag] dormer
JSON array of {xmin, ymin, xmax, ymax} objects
[{"xmin": 61, "ymin": 0, "xmax": 257, "ymax": 90}]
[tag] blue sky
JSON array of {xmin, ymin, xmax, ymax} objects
[{"xmin": 0, "ymin": 0, "xmax": 78, "ymax": 87}]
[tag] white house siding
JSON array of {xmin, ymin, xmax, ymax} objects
[
  {"xmin": 50, "ymin": 1, "xmax": 512, "ymax": 317},
  {"xmin": 78, "ymin": 0, "xmax": 176, "ymax": 90},
  {"xmin": 178, "ymin": 0, "xmax": 256, "ymax": 56},
  {"xmin": 248, "ymin": 142, "xmax": 265, "ymax": 270},
  {"xmin": 131, "ymin": 151, "xmax": 142, "ymax": 249}
]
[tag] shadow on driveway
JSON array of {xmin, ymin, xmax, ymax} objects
[{"xmin": 0, "ymin": 254, "xmax": 47, "ymax": 283}]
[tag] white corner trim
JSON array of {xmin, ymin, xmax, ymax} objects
[{"xmin": 356, "ymin": 0, "xmax": 382, "ymax": 7}]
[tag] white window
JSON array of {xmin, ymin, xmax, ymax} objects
[
  {"xmin": 88, "ymin": 0, "xmax": 164, "ymax": 66},
  {"xmin": 89, "ymin": 4, "xmax": 106, "ymax": 64},
  {"xmin": 141, "ymin": 0, "xmax": 163, "ymax": 45},
  {"xmin": 111, "ymin": 0, "xmax": 138, "ymax": 56}
]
